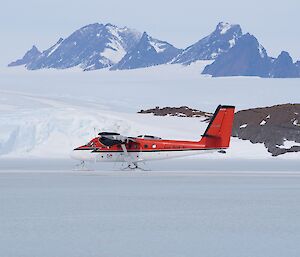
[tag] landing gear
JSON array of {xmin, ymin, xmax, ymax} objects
[
  {"xmin": 73, "ymin": 161, "xmax": 94, "ymax": 171},
  {"xmin": 120, "ymin": 161, "xmax": 150, "ymax": 171}
]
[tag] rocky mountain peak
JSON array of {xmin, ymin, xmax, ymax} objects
[
  {"xmin": 111, "ymin": 32, "xmax": 182, "ymax": 70},
  {"xmin": 8, "ymin": 45, "xmax": 41, "ymax": 67},
  {"xmin": 172, "ymin": 22, "xmax": 243, "ymax": 65},
  {"xmin": 202, "ymin": 33, "xmax": 271, "ymax": 77},
  {"xmin": 276, "ymin": 51, "xmax": 294, "ymax": 64},
  {"xmin": 269, "ymin": 51, "xmax": 299, "ymax": 78},
  {"xmin": 215, "ymin": 22, "xmax": 242, "ymax": 35}
]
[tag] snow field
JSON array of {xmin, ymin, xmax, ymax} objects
[{"xmin": 0, "ymin": 62, "xmax": 299, "ymax": 159}]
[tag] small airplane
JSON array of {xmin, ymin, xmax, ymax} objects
[{"xmin": 71, "ymin": 105, "xmax": 235, "ymax": 170}]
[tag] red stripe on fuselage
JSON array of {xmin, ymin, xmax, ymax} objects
[{"xmin": 75, "ymin": 137, "xmax": 224, "ymax": 152}]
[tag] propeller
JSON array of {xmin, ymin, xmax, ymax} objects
[{"xmin": 94, "ymin": 132, "xmax": 138, "ymax": 168}]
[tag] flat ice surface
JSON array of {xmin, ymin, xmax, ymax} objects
[
  {"xmin": 1, "ymin": 158, "xmax": 300, "ymax": 172},
  {"xmin": 1, "ymin": 166, "xmax": 300, "ymax": 257}
]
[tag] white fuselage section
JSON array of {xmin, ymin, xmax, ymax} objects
[{"xmin": 71, "ymin": 149, "xmax": 218, "ymax": 163}]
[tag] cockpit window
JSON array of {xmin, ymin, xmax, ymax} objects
[
  {"xmin": 137, "ymin": 135, "xmax": 162, "ymax": 140},
  {"xmin": 86, "ymin": 141, "xmax": 95, "ymax": 147}
]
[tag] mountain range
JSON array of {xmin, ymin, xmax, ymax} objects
[{"xmin": 8, "ymin": 22, "xmax": 300, "ymax": 78}]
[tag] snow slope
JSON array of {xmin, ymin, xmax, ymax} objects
[
  {"xmin": 0, "ymin": 90, "xmax": 270, "ymax": 159},
  {"xmin": 0, "ymin": 62, "xmax": 299, "ymax": 159}
]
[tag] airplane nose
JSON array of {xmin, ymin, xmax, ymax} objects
[
  {"xmin": 70, "ymin": 149, "xmax": 96, "ymax": 161},
  {"xmin": 70, "ymin": 150, "xmax": 81, "ymax": 160}
]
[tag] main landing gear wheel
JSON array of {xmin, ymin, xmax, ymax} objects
[
  {"xmin": 120, "ymin": 162, "xmax": 151, "ymax": 171},
  {"xmin": 73, "ymin": 161, "xmax": 94, "ymax": 171}
]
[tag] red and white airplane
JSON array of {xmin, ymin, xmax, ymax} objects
[{"xmin": 71, "ymin": 105, "xmax": 235, "ymax": 169}]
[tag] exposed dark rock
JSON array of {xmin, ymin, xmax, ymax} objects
[
  {"xmin": 232, "ymin": 104, "xmax": 300, "ymax": 156},
  {"xmin": 138, "ymin": 106, "xmax": 212, "ymax": 119}
]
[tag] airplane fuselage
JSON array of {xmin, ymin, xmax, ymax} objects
[{"xmin": 71, "ymin": 138, "xmax": 225, "ymax": 163}]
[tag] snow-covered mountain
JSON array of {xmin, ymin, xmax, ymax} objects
[
  {"xmin": 172, "ymin": 22, "xmax": 242, "ymax": 65},
  {"xmin": 111, "ymin": 32, "xmax": 182, "ymax": 70},
  {"xmin": 8, "ymin": 21, "xmax": 300, "ymax": 77},
  {"xmin": 8, "ymin": 23, "xmax": 142, "ymax": 71}
]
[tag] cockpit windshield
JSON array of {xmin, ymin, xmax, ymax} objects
[
  {"xmin": 85, "ymin": 140, "xmax": 95, "ymax": 147},
  {"xmin": 137, "ymin": 135, "xmax": 162, "ymax": 140}
]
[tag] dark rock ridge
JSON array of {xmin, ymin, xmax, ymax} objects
[
  {"xmin": 172, "ymin": 22, "xmax": 243, "ymax": 65},
  {"xmin": 138, "ymin": 104, "xmax": 300, "ymax": 156},
  {"xmin": 202, "ymin": 34, "xmax": 300, "ymax": 78},
  {"xmin": 138, "ymin": 106, "xmax": 212, "ymax": 118},
  {"xmin": 111, "ymin": 32, "xmax": 182, "ymax": 70},
  {"xmin": 233, "ymin": 104, "xmax": 300, "ymax": 156}
]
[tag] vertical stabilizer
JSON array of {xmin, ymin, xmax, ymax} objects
[{"xmin": 199, "ymin": 105, "xmax": 235, "ymax": 148}]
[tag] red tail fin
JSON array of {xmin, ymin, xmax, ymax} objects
[{"xmin": 199, "ymin": 105, "xmax": 235, "ymax": 149}]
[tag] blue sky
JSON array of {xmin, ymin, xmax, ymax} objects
[{"xmin": 1, "ymin": 0, "xmax": 299, "ymax": 66}]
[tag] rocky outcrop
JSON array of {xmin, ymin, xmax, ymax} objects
[
  {"xmin": 232, "ymin": 104, "xmax": 300, "ymax": 156},
  {"xmin": 138, "ymin": 106, "xmax": 212, "ymax": 118}
]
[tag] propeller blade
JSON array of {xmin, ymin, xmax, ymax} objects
[{"xmin": 120, "ymin": 144, "xmax": 136, "ymax": 168}]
